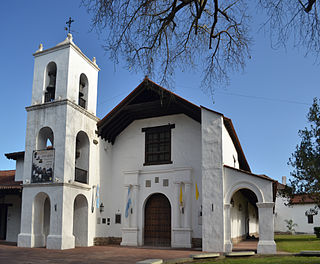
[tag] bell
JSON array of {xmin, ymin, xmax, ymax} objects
[{"xmin": 47, "ymin": 72, "xmax": 56, "ymax": 92}]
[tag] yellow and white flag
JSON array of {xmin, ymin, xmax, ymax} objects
[
  {"xmin": 195, "ymin": 182, "xmax": 199, "ymax": 200},
  {"xmin": 179, "ymin": 184, "xmax": 183, "ymax": 206}
]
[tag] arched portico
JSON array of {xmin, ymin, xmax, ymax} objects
[{"xmin": 224, "ymin": 181, "xmax": 276, "ymax": 254}]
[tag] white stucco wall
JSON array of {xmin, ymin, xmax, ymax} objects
[
  {"xmin": 223, "ymin": 167, "xmax": 274, "ymax": 204},
  {"xmin": 4, "ymin": 194, "xmax": 21, "ymax": 242},
  {"xmin": 275, "ymin": 196, "xmax": 320, "ymax": 233},
  {"xmin": 97, "ymin": 114, "xmax": 202, "ymax": 243},
  {"xmin": 15, "ymin": 159, "xmax": 24, "ymax": 181},
  {"xmin": 201, "ymin": 108, "xmax": 225, "ymax": 252},
  {"xmin": 222, "ymin": 124, "xmax": 239, "ymax": 169}
]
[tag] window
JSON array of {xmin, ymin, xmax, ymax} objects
[
  {"xmin": 142, "ymin": 124, "xmax": 175, "ymax": 165},
  {"xmin": 308, "ymin": 215, "xmax": 314, "ymax": 224},
  {"xmin": 115, "ymin": 214, "xmax": 121, "ymax": 224}
]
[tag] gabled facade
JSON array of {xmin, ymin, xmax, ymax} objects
[{"xmin": 4, "ymin": 35, "xmax": 276, "ymax": 254}]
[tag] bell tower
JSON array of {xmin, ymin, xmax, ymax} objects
[{"xmin": 18, "ymin": 34, "xmax": 100, "ymax": 249}]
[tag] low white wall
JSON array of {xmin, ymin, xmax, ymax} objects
[{"xmin": 275, "ymin": 196, "xmax": 320, "ymax": 233}]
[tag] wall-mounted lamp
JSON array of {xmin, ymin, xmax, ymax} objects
[
  {"xmin": 100, "ymin": 203, "xmax": 104, "ymax": 213},
  {"xmin": 230, "ymin": 198, "xmax": 235, "ymax": 207}
]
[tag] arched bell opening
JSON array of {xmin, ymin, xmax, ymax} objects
[
  {"xmin": 78, "ymin": 74, "xmax": 88, "ymax": 109},
  {"xmin": 75, "ymin": 131, "xmax": 89, "ymax": 184},
  {"xmin": 44, "ymin": 62, "xmax": 57, "ymax": 103},
  {"xmin": 144, "ymin": 193, "xmax": 171, "ymax": 247},
  {"xmin": 73, "ymin": 194, "xmax": 88, "ymax": 247},
  {"xmin": 32, "ymin": 127, "xmax": 54, "ymax": 183},
  {"xmin": 32, "ymin": 192, "xmax": 51, "ymax": 248},
  {"xmin": 37, "ymin": 127, "xmax": 54, "ymax": 150},
  {"xmin": 230, "ymin": 188, "xmax": 259, "ymax": 245}
]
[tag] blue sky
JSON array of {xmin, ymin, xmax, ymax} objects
[{"xmin": 0, "ymin": 1, "xmax": 318, "ymax": 183}]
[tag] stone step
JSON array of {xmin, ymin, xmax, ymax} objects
[
  {"xmin": 299, "ymin": 251, "xmax": 320, "ymax": 257},
  {"xmin": 225, "ymin": 251, "xmax": 255, "ymax": 257},
  {"xmin": 136, "ymin": 259, "xmax": 163, "ymax": 264},
  {"xmin": 192, "ymin": 253, "xmax": 220, "ymax": 259}
]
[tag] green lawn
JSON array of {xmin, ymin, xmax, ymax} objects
[
  {"xmin": 194, "ymin": 256, "xmax": 320, "ymax": 264},
  {"xmin": 275, "ymin": 234, "xmax": 320, "ymax": 253},
  {"xmin": 191, "ymin": 234, "xmax": 320, "ymax": 264}
]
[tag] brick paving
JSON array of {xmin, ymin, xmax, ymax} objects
[
  {"xmin": 233, "ymin": 240, "xmax": 258, "ymax": 252},
  {"xmin": 0, "ymin": 243, "xmax": 200, "ymax": 264}
]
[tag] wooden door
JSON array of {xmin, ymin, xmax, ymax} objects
[{"xmin": 144, "ymin": 193, "xmax": 171, "ymax": 246}]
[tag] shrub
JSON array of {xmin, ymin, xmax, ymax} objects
[
  {"xmin": 285, "ymin": 219, "xmax": 298, "ymax": 234},
  {"xmin": 314, "ymin": 227, "xmax": 320, "ymax": 238}
]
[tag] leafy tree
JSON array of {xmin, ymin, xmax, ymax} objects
[
  {"xmin": 82, "ymin": 0, "xmax": 320, "ymax": 91},
  {"xmin": 288, "ymin": 97, "xmax": 320, "ymax": 206}
]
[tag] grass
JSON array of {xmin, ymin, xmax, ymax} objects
[
  {"xmin": 190, "ymin": 234, "xmax": 320, "ymax": 263},
  {"xmin": 193, "ymin": 256, "xmax": 320, "ymax": 264},
  {"xmin": 275, "ymin": 234, "xmax": 320, "ymax": 253}
]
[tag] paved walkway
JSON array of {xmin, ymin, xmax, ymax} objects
[
  {"xmin": 233, "ymin": 240, "xmax": 258, "ymax": 252},
  {"xmin": 0, "ymin": 243, "xmax": 200, "ymax": 264}
]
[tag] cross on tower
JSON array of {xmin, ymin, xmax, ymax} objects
[{"xmin": 66, "ymin": 17, "xmax": 74, "ymax": 33}]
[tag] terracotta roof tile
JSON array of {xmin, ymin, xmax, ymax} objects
[
  {"xmin": 291, "ymin": 194, "xmax": 317, "ymax": 204},
  {"xmin": 0, "ymin": 170, "xmax": 22, "ymax": 189}
]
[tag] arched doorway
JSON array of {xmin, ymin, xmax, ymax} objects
[
  {"xmin": 73, "ymin": 194, "xmax": 88, "ymax": 247},
  {"xmin": 144, "ymin": 193, "xmax": 171, "ymax": 247},
  {"xmin": 33, "ymin": 192, "xmax": 51, "ymax": 247},
  {"xmin": 230, "ymin": 189, "xmax": 259, "ymax": 245}
]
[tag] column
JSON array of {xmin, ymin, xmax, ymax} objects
[
  {"xmin": 47, "ymin": 187, "xmax": 75, "ymax": 250},
  {"xmin": 18, "ymin": 187, "xmax": 36, "ymax": 247},
  {"xmin": 173, "ymin": 182, "xmax": 181, "ymax": 228},
  {"xmin": 131, "ymin": 185, "xmax": 139, "ymax": 228},
  {"xmin": 123, "ymin": 185, "xmax": 130, "ymax": 228},
  {"xmin": 224, "ymin": 203, "xmax": 232, "ymax": 252},
  {"xmin": 256, "ymin": 202, "xmax": 276, "ymax": 254},
  {"xmin": 184, "ymin": 183, "xmax": 192, "ymax": 228}
]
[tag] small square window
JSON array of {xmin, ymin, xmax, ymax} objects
[
  {"xmin": 115, "ymin": 214, "xmax": 121, "ymax": 224},
  {"xmin": 102, "ymin": 218, "xmax": 106, "ymax": 224},
  {"xmin": 163, "ymin": 179, "xmax": 169, "ymax": 187},
  {"xmin": 155, "ymin": 177, "xmax": 159, "ymax": 183},
  {"xmin": 308, "ymin": 215, "xmax": 314, "ymax": 224},
  {"xmin": 146, "ymin": 180, "xmax": 151, "ymax": 187}
]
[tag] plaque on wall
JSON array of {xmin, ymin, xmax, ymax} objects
[{"xmin": 31, "ymin": 149, "xmax": 55, "ymax": 183}]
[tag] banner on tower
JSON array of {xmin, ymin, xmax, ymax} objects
[{"xmin": 31, "ymin": 149, "xmax": 54, "ymax": 183}]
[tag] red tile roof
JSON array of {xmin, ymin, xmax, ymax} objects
[
  {"xmin": 291, "ymin": 194, "xmax": 317, "ymax": 204},
  {"xmin": 0, "ymin": 170, "xmax": 22, "ymax": 189}
]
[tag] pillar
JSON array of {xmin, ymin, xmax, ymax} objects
[
  {"xmin": 256, "ymin": 202, "xmax": 276, "ymax": 254},
  {"xmin": 184, "ymin": 182, "xmax": 192, "ymax": 228},
  {"xmin": 224, "ymin": 203, "xmax": 232, "ymax": 252},
  {"xmin": 121, "ymin": 183, "xmax": 139, "ymax": 246},
  {"xmin": 131, "ymin": 185, "xmax": 139, "ymax": 228},
  {"xmin": 173, "ymin": 182, "xmax": 181, "ymax": 228}
]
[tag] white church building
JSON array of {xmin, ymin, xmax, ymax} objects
[{"xmin": 2, "ymin": 34, "xmax": 277, "ymax": 254}]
